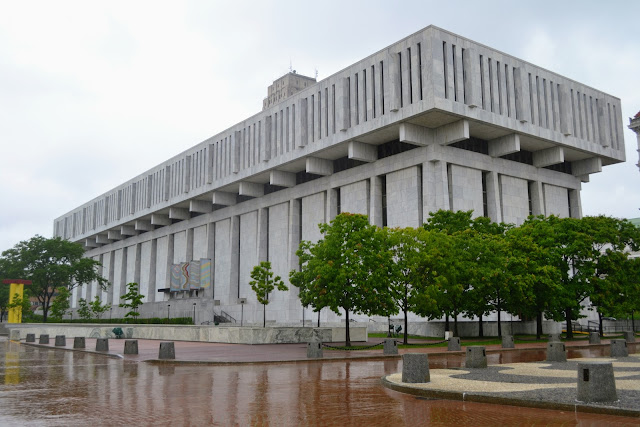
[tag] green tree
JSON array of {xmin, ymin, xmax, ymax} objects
[
  {"xmin": 49, "ymin": 287, "xmax": 71, "ymax": 321},
  {"xmin": 249, "ymin": 261, "xmax": 288, "ymax": 328},
  {"xmin": 0, "ymin": 235, "xmax": 108, "ymax": 321},
  {"xmin": 77, "ymin": 298, "xmax": 92, "ymax": 321},
  {"xmin": 386, "ymin": 227, "xmax": 444, "ymax": 344},
  {"xmin": 90, "ymin": 296, "xmax": 111, "ymax": 320},
  {"xmin": 581, "ymin": 216, "xmax": 640, "ymax": 336},
  {"xmin": 119, "ymin": 282, "xmax": 144, "ymax": 321},
  {"xmin": 290, "ymin": 213, "xmax": 394, "ymax": 346},
  {"xmin": 505, "ymin": 218, "xmax": 562, "ymax": 339}
]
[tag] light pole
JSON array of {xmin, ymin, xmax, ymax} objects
[
  {"xmin": 193, "ymin": 303, "xmax": 196, "ymax": 325},
  {"xmin": 110, "ymin": 307, "xmax": 112, "ymax": 322},
  {"xmin": 238, "ymin": 298, "xmax": 246, "ymax": 327},
  {"xmin": 167, "ymin": 304, "xmax": 170, "ymax": 324}
]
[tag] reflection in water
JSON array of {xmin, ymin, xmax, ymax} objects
[{"xmin": 0, "ymin": 339, "xmax": 636, "ymax": 426}]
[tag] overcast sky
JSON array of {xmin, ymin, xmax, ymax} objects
[{"xmin": 1, "ymin": 0, "xmax": 639, "ymax": 253}]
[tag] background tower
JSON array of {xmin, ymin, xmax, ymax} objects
[{"xmin": 629, "ymin": 111, "xmax": 640, "ymax": 173}]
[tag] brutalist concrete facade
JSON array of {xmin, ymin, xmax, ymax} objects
[{"xmin": 54, "ymin": 26, "xmax": 626, "ymax": 326}]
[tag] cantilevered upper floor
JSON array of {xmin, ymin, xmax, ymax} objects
[{"xmin": 54, "ymin": 25, "xmax": 626, "ymax": 247}]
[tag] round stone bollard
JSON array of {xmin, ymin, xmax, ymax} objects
[
  {"xmin": 9, "ymin": 330, "xmax": 20, "ymax": 341},
  {"xmin": 465, "ymin": 346, "xmax": 487, "ymax": 369},
  {"xmin": 96, "ymin": 338, "xmax": 109, "ymax": 352},
  {"xmin": 307, "ymin": 338, "xmax": 323, "ymax": 359},
  {"xmin": 447, "ymin": 337, "xmax": 461, "ymax": 351},
  {"xmin": 383, "ymin": 338, "xmax": 398, "ymax": 355},
  {"xmin": 73, "ymin": 337, "xmax": 86, "ymax": 349},
  {"xmin": 588, "ymin": 332, "xmax": 601, "ymax": 345},
  {"xmin": 124, "ymin": 340, "xmax": 139, "ymax": 355},
  {"xmin": 54, "ymin": 335, "xmax": 66, "ymax": 347},
  {"xmin": 623, "ymin": 331, "xmax": 636, "ymax": 343},
  {"xmin": 548, "ymin": 333, "xmax": 561, "ymax": 342},
  {"xmin": 577, "ymin": 362, "xmax": 617, "ymax": 403},
  {"xmin": 39, "ymin": 334, "xmax": 50, "ymax": 344},
  {"xmin": 26, "ymin": 333, "xmax": 36, "ymax": 343},
  {"xmin": 501, "ymin": 335, "xmax": 515, "ymax": 349},
  {"xmin": 610, "ymin": 339, "xmax": 628, "ymax": 357},
  {"xmin": 546, "ymin": 342, "xmax": 567, "ymax": 362},
  {"xmin": 159, "ymin": 342, "xmax": 175, "ymax": 360},
  {"xmin": 402, "ymin": 353, "xmax": 430, "ymax": 383}
]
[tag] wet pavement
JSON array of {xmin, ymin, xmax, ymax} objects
[{"xmin": 1, "ymin": 337, "xmax": 639, "ymax": 426}]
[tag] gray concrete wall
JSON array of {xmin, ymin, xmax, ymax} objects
[
  {"xmin": 500, "ymin": 175, "xmax": 529, "ymax": 225},
  {"xmin": 387, "ymin": 166, "xmax": 421, "ymax": 228}
]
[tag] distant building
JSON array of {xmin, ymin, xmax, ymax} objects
[
  {"xmin": 628, "ymin": 111, "xmax": 640, "ymax": 172},
  {"xmin": 54, "ymin": 26, "xmax": 626, "ymax": 327},
  {"xmin": 262, "ymin": 71, "xmax": 316, "ymax": 110}
]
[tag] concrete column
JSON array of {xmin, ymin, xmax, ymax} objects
[
  {"xmin": 134, "ymin": 243, "xmax": 141, "ymax": 287},
  {"xmin": 326, "ymin": 189, "xmax": 338, "ymax": 222},
  {"xmin": 205, "ymin": 223, "xmax": 215, "ymax": 299},
  {"xmin": 257, "ymin": 208, "xmax": 268, "ymax": 262},
  {"xmin": 513, "ymin": 67, "xmax": 530, "ymax": 123},
  {"xmin": 358, "ymin": 70, "xmax": 366, "ymax": 124},
  {"xmin": 559, "ymin": 84, "xmax": 573, "ymax": 136},
  {"xmin": 288, "ymin": 200, "xmax": 301, "ymax": 272},
  {"xmin": 369, "ymin": 176, "xmax": 383, "ymax": 227},
  {"xmin": 388, "ymin": 51, "xmax": 401, "ymax": 112},
  {"xmin": 165, "ymin": 234, "xmax": 174, "ymax": 296},
  {"xmin": 186, "ymin": 228, "xmax": 194, "ymax": 262},
  {"xmin": 529, "ymin": 181, "xmax": 545, "ymax": 216},
  {"xmin": 336, "ymin": 78, "xmax": 349, "ymax": 132},
  {"xmin": 485, "ymin": 171, "xmax": 502, "ymax": 223},
  {"xmin": 297, "ymin": 98, "xmax": 308, "ymax": 147},
  {"xmin": 148, "ymin": 239, "xmax": 157, "ymax": 302},
  {"xmin": 230, "ymin": 216, "xmax": 240, "ymax": 300},
  {"xmin": 423, "ymin": 160, "xmax": 450, "ymax": 219},
  {"xmin": 119, "ymin": 248, "xmax": 128, "ymax": 300},
  {"xmin": 462, "ymin": 47, "xmax": 479, "ymax": 108},
  {"xmin": 569, "ymin": 189, "xmax": 582, "ymax": 219}
]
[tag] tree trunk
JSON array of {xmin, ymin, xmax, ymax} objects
[
  {"xmin": 497, "ymin": 308, "xmax": 502, "ymax": 337},
  {"xmin": 598, "ymin": 311, "xmax": 603, "ymax": 337},
  {"xmin": 565, "ymin": 309, "xmax": 573, "ymax": 339},
  {"xmin": 345, "ymin": 309, "xmax": 351, "ymax": 347},
  {"xmin": 263, "ymin": 303, "xmax": 266, "ymax": 328},
  {"xmin": 317, "ymin": 310, "xmax": 320, "ymax": 328},
  {"xmin": 632, "ymin": 311, "xmax": 636, "ymax": 332},
  {"xmin": 403, "ymin": 306, "xmax": 408, "ymax": 345},
  {"xmin": 478, "ymin": 314, "xmax": 483, "ymax": 338},
  {"xmin": 445, "ymin": 314, "xmax": 450, "ymax": 331},
  {"xmin": 536, "ymin": 312, "xmax": 543, "ymax": 340},
  {"xmin": 453, "ymin": 312, "xmax": 459, "ymax": 337}
]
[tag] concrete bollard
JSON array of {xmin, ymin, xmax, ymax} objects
[
  {"xmin": 54, "ymin": 335, "xmax": 66, "ymax": 347},
  {"xmin": 610, "ymin": 339, "xmax": 628, "ymax": 357},
  {"xmin": 546, "ymin": 342, "xmax": 567, "ymax": 362},
  {"xmin": 402, "ymin": 353, "xmax": 430, "ymax": 383},
  {"xmin": 501, "ymin": 335, "xmax": 515, "ymax": 349},
  {"xmin": 159, "ymin": 342, "xmax": 175, "ymax": 360},
  {"xmin": 73, "ymin": 337, "xmax": 86, "ymax": 349},
  {"xmin": 306, "ymin": 338, "xmax": 323, "ymax": 359},
  {"xmin": 447, "ymin": 337, "xmax": 461, "ymax": 351},
  {"xmin": 26, "ymin": 333, "xmax": 35, "ymax": 343},
  {"xmin": 577, "ymin": 362, "xmax": 617, "ymax": 403},
  {"xmin": 588, "ymin": 332, "xmax": 600, "ymax": 344},
  {"xmin": 39, "ymin": 334, "xmax": 50, "ymax": 344},
  {"xmin": 9, "ymin": 330, "xmax": 20, "ymax": 341},
  {"xmin": 124, "ymin": 340, "xmax": 139, "ymax": 355},
  {"xmin": 548, "ymin": 333, "xmax": 561, "ymax": 342},
  {"xmin": 96, "ymin": 338, "xmax": 109, "ymax": 352},
  {"xmin": 465, "ymin": 346, "xmax": 487, "ymax": 368},
  {"xmin": 623, "ymin": 331, "xmax": 636, "ymax": 343},
  {"xmin": 383, "ymin": 338, "xmax": 398, "ymax": 355}
]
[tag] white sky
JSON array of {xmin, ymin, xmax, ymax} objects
[{"xmin": 1, "ymin": 0, "xmax": 639, "ymax": 253}]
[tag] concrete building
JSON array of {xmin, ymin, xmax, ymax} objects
[
  {"xmin": 263, "ymin": 71, "xmax": 316, "ymax": 110},
  {"xmin": 628, "ymin": 111, "xmax": 640, "ymax": 172},
  {"xmin": 53, "ymin": 26, "xmax": 626, "ymax": 327}
]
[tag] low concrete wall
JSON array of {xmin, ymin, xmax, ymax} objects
[
  {"xmin": 7, "ymin": 323, "xmax": 368, "ymax": 344},
  {"xmin": 368, "ymin": 320, "xmax": 563, "ymax": 337}
]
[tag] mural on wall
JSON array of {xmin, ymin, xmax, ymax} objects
[{"xmin": 170, "ymin": 258, "xmax": 212, "ymax": 292}]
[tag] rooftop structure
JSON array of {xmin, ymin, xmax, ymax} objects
[
  {"xmin": 262, "ymin": 71, "xmax": 316, "ymax": 110},
  {"xmin": 53, "ymin": 26, "xmax": 626, "ymax": 325}
]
